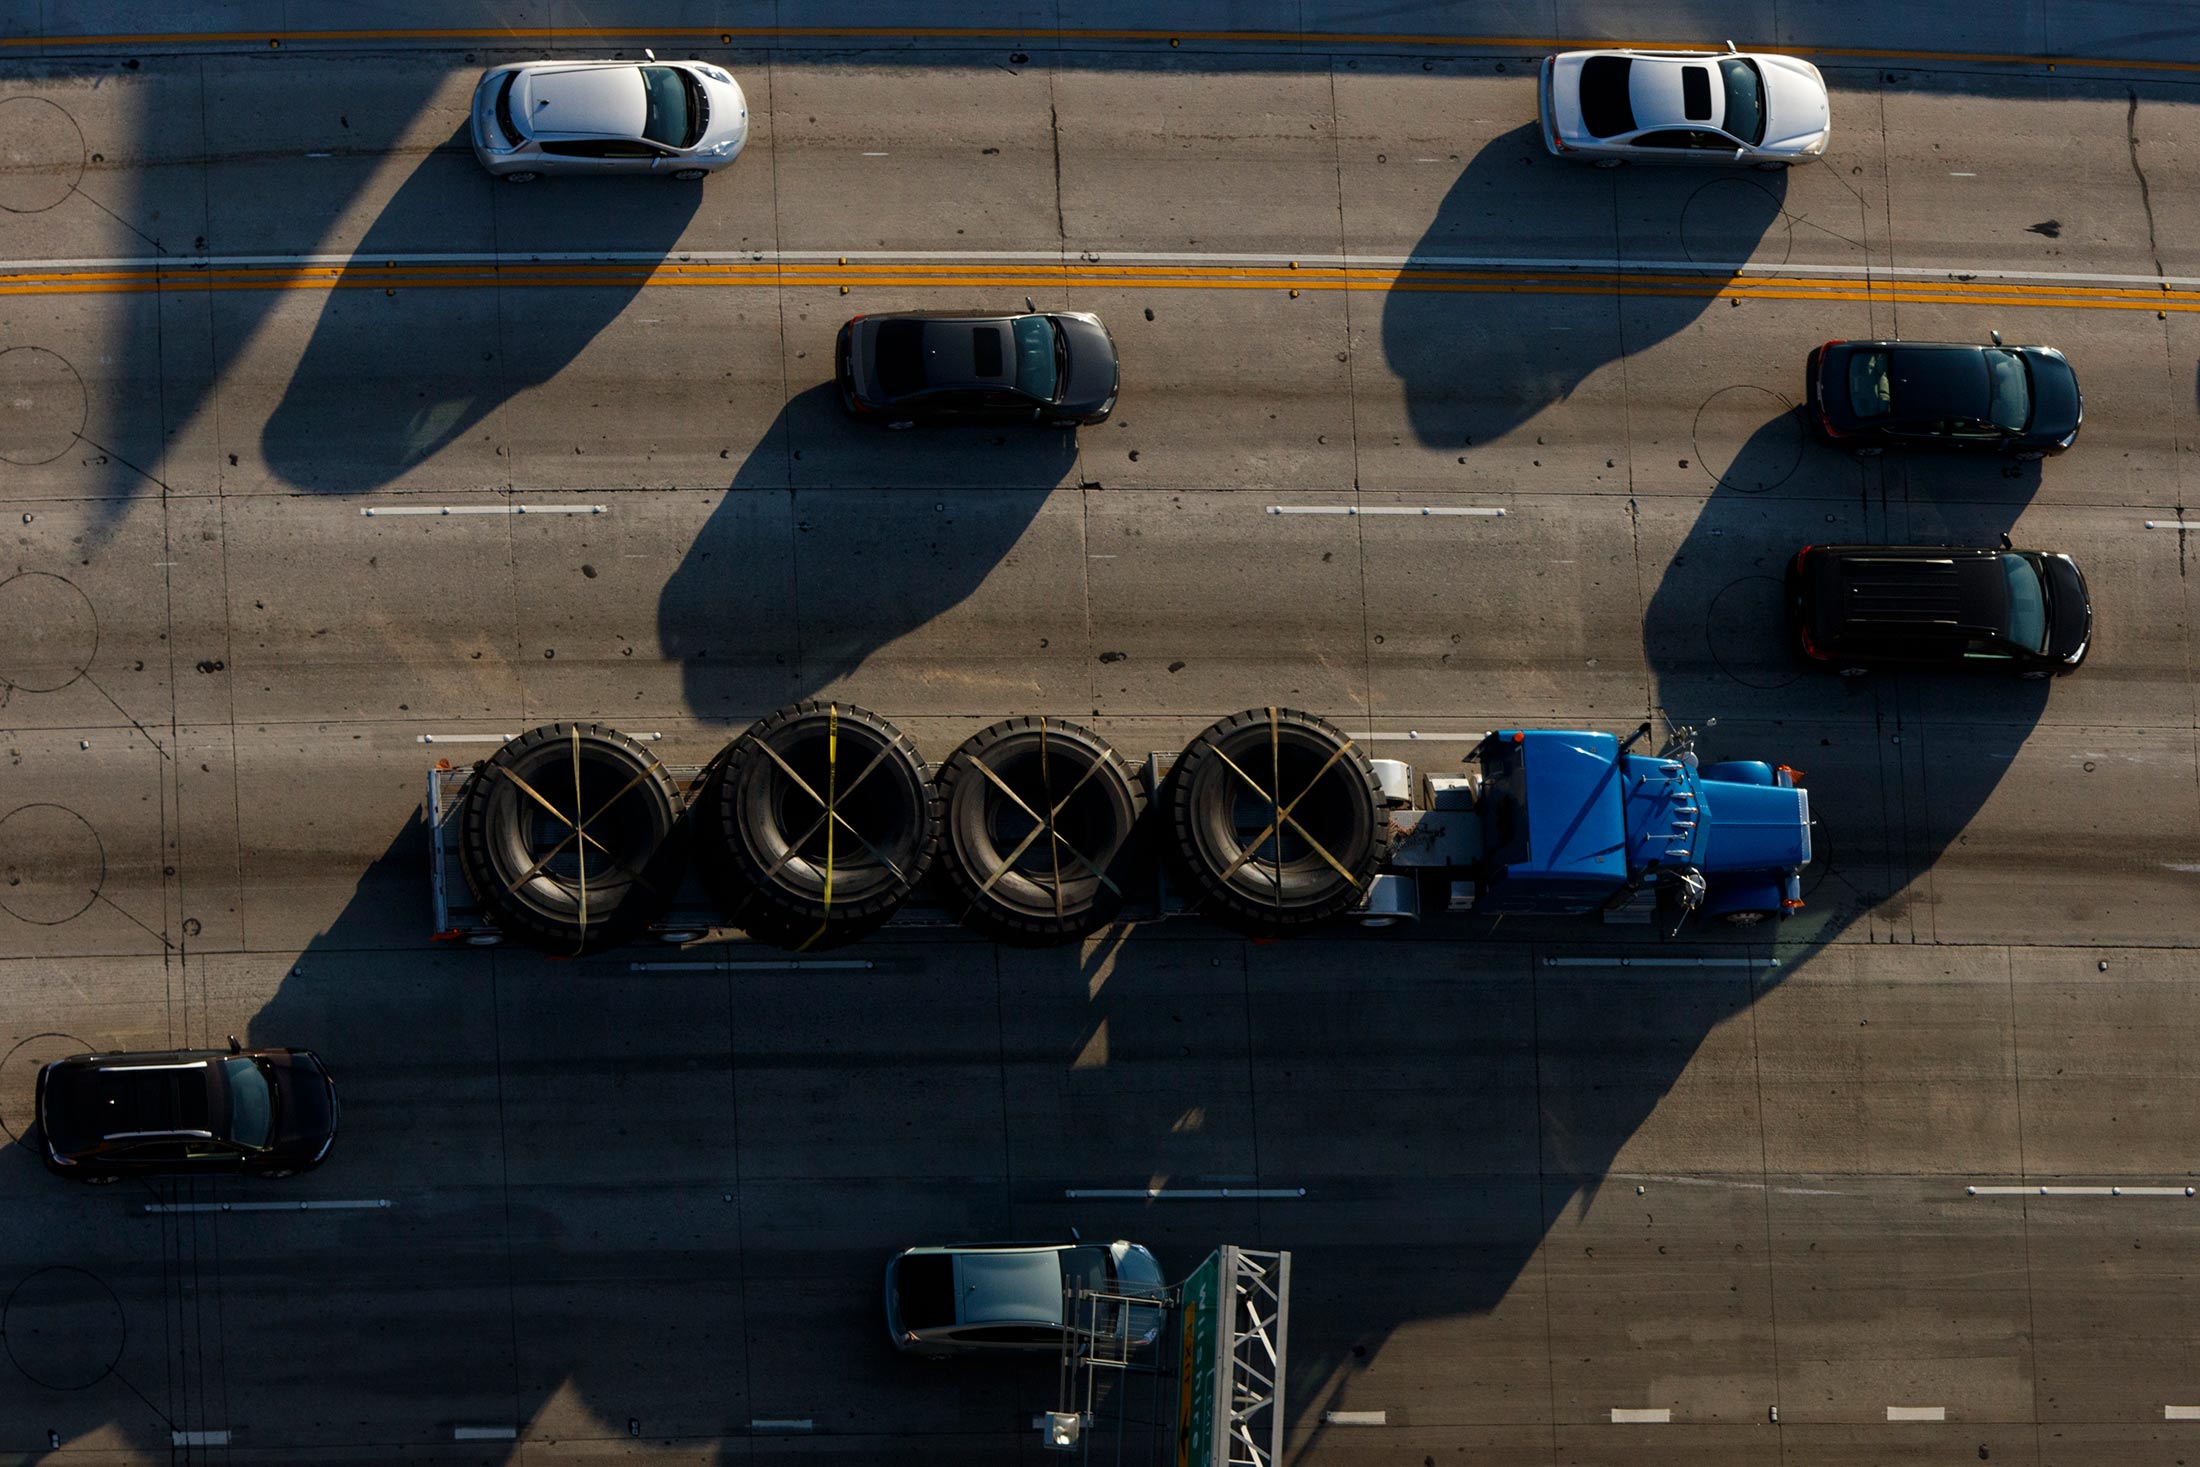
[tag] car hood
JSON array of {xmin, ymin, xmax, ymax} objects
[
  {"xmin": 695, "ymin": 70, "xmax": 750, "ymax": 155},
  {"xmin": 1758, "ymin": 54, "xmax": 1830, "ymax": 149},
  {"xmin": 266, "ymin": 1052, "xmax": 338, "ymax": 1145},
  {"xmin": 2022, "ymin": 348, "xmax": 2082, "ymax": 443},
  {"xmin": 1055, "ymin": 314, "xmax": 1119, "ymax": 414},
  {"xmin": 2044, "ymin": 553, "xmax": 2092, "ymax": 664}
]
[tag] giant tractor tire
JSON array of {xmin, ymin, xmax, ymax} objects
[
  {"xmin": 1168, "ymin": 707, "xmax": 1386, "ymax": 933},
  {"xmin": 697, "ymin": 701, "xmax": 939, "ymax": 949},
  {"xmin": 934, "ymin": 716, "xmax": 1146, "ymax": 945},
  {"xmin": 458, "ymin": 722, "xmax": 687, "ymax": 954}
]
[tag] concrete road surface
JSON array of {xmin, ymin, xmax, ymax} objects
[{"xmin": 2, "ymin": 4, "xmax": 2198, "ymax": 1464}]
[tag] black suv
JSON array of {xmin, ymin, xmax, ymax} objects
[
  {"xmin": 1788, "ymin": 543, "xmax": 2091, "ymax": 677},
  {"xmin": 836, "ymin": 310, "xmax": 1119, "ymax": 427},
  {"xmin": 1807, "ymin": 337, "xmax": 2081, "ymax": 456},
  {"xmin": 36, "ymin": 1043, "xmax": 339, "ymax": 1183}
]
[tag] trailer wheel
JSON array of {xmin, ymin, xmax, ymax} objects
[
  {"xmin": 936, "ymin": 717, "xmax": 1145, "ymax": 944},
  {"xmin": 457, "ymin": 722, "xmax": 687, "ymax": 954},
  {"xmin": 1168, "ymin": 707, "xmax": 1386, "ymax": 934},
  {"xmin": 698, "ymin": 701, "xmax": 938, "ymax": 949}
]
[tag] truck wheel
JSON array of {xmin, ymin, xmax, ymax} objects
[
  {"xmin": 936, "ymin": 717, "xmax": 1145, "ymax": 944},
  {"xmin": 1168, "ymin": 707, "xmax": 1386, "ymax": 934},
  {"xmin": 698, "ymin": 701, "xmax": 939, "ymax": 949},
  {"xmin": 458, "ymin": 723, "xmax": 687, "ymax": 954}
]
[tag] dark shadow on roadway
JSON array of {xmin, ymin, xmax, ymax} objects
[
  {"xmin": 658, "ymin": 384, "xmax": 1077, "ymax": 718},
  {"xmin": 257, "ymin": 129, "xmax": 701, "ymax": 494}
]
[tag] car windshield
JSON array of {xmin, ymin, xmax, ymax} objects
[
  {"xmin": 1847, "ymin": 350, "xmax": 1893, "ymax": 418},
  {"xmin": 1013, "ymin": 316, "xmax": 1062, "ymax": 401},
  {"xmin": 1985, "ymin": 349, "xmax": 2031, "ymax": 432},
  {"xmin": 223, "ymin": 1057, "xmax": 276, "ymax": 1149},
  {"xmin": 2001, "ymin": 554, "xmax": 2050, "ymax": 654},
  {"xmin": 1718, "ymin": 57, "xmax": 1766, "ymax": 146},
  {"xmin": 638, "ymin": 66, "xmax": 693, "ymax": 148}
]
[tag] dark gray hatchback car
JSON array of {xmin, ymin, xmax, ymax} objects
[{"xmin": 837, "ymin": 310, "xmax": 1119, "ymax": 427}]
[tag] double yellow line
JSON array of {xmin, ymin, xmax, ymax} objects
[{"xmin": 0, "ymin": 257, "xmax": 2193, "ymax": 315}]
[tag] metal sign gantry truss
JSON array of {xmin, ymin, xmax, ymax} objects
[{"xmin": 1046, "ymin": 1245, "xmax": 1290, "ymax": 1467}]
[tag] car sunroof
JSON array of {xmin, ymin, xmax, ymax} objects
[
  {"xmin": 1681, "ymin": 66, "xmax": 1712, "ymax": 122},
  {"xmin": 972, "ymin": 328, "xmax": 1003, "ymax": 377}
]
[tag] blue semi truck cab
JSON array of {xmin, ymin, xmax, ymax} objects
[{"xmin": 1398, "ymin": 724, "xmax": 1812, "ymax": 928}]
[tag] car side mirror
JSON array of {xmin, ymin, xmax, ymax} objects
[
  {"xmin": 1990, "ymin": 329, "xmax": 2003, "ymax": 345},
  {"xmin": 645, "ymin": 48, "xmax": 657, "ymax": 61},
  {"xmin": 1725, "ymin": 38, "xmax": 1739, "ymax": 53},
  {"xmin": 227, "ymin": 1034, "xmax": 241, "ymax": 1054},
  {"xmin": 1025, "ymin": 295, "xmax": 1037, "ymax": 313},
  {"xmin": 2000, "ymin": 531, "xmax": 2014, "ymax": 549}
]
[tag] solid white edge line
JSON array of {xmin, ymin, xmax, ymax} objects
[
  {"xmin": 1610, "ymin": 1408, "xmax": 1671, "ymax": 1424},
  {"xmin": 1342, "ymin": 731, "xmax": 1487, "ymax": 742},
  {"xmin": 2145, "ymin": 520, "xmax": 2200, "ymax": 529},
  {"xmin": 452, "ymin": 1426, "xmax": 518, "ymax": 1441},
  {"xmin": 421, "ymin": 732, "xmax": 661, "ymax": 745},
  {"xmin": 629, "ymin": 959, "xmax": 874, "ymax": 972},
  {"xmin": 2166, "ymin": 1405, "xmax": 2200, "ymax": 1420},
  {"xmin": 750, "ymin": 1419, "xmax": 815, "ymax": 1432},
  {"xmin": 18, "ymin": 248, "xmax": 2200, "ymax": 290},
  {"xmin": 142, "ymin": 1199, "xmax": 393, "ymax": 1214},
  {"xmin": 171, "ymin": 1431, "xmax": 231, "ymax": 1446},
  {"xmin": 358, "ymin": 504, "xmax": 607, "ymax": 516},
  {"xmin": 1325, "ymin": 1410, "xmax": 1388, "ymax": 1426},
  {"xmin": 1886, "ymin": 1406, "xmax": 1946, "ymax": 1422},
  {"xmin": 1267, "ymin": 505, "xmax": 1507, "ymax": 516},
  {"xmin": 1967, "ymin": 1185, "xmax": 2194, "ymax": 1196},
  {"xmin": 1545, "ymin": 956, "xmax": 1777, "ymax": 969},
  {"xmin": 1062, "ymin": 1187, "xmax": 1307, "ymax": 1199}
]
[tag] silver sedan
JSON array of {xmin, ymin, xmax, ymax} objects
[
  {"xmin": 1538, "ymin": 45, "xmax": 1830, "ymax": 167},
  {"xmin": 470, "ymin": 54, "xmax": 749, "ymax": 182}
]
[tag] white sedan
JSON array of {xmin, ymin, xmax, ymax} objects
[
  {"xmin": 470, "ymin": 54, "xmax": 748, "ymax": 182},
  {"xmin": 1538, "ymin": 45, "xmax": 1829, "ymax": 167}
]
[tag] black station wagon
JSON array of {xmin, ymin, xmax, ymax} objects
[
  {"xmin": 37, "ymin": 1043, "xmax": 339, "ymax": 1183},
  {"xmin": 1788, "ymin": 543, "xmax": 2092, "ymax": 677}
]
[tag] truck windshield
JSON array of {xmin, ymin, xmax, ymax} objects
[{"xmin": 2001, "ymin": 554, "xmax": 2050, "ymax": 655}]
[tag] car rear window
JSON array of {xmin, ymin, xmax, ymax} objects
[
  {"xmin": 895, "ymin": 1254, "xmax": 956, "ymax": 1330},
  {"xmin": 493, "ymin": 73, "xmax": 524, "ymax": 146},
  {"xmin": 1847, "ymin": 351, "xmax": 1893, "ymax": 419},
  {"xmin": 1681, "ymin": 66, "xmax": 1713, "ymax": 121},
  {"xmin": 1578, "ymin": 57, "xmax": 1635, "ymax": 138},
  {"xmin": 874, "ymin": 321, "xmax": 929, "ymax": 397}
]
